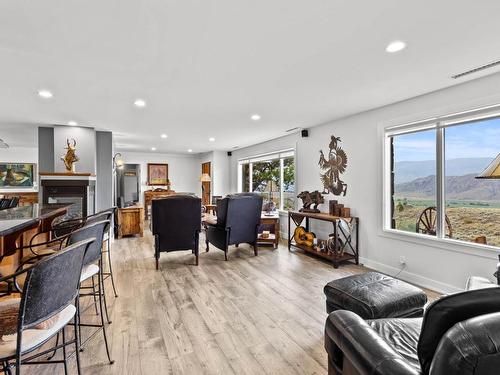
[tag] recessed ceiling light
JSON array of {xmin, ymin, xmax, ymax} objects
[
  {"xmin": 385, "ymin": 40, "xmax": 406, "ymax": 53},
  {"xmin": 187, "ymin": 149, "xmax": 193, "ymax": 153},
  {"xmin": 67, "ymin": 121, "xmax": 78, "ymax": 126},
  {"xmin": 134, "ymin": 99, "xmax": 146, "ymax": 107},
  {"xmin": 161, "ymin": 134, "xmax": 168, "ymax": 139},
  {"xmin": 251, "ymin": 114, "xmax": 261, "ymax": 121},
  {"xmin": 151, "ymin": 147, "xmax": 156, "ymax": 151},
  {"xmin": 38, "ymin": 89, "xmax": 53, "ymax": 98},
  {"xmin": 209, "ymin": 137, "xmax": 215, "ymax": 142}
]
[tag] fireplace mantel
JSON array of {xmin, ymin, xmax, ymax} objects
[{"xmin": 40, "ymin": 172, "xmax": 96, "ymax": 181}]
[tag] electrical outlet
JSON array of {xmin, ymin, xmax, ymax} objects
[{"xmin": 399, "ymin": 256, "xmax": 407, "ymax": 265}]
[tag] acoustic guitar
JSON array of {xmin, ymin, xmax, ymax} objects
[{"xmin": 293, "ymin": 226, "xmax": 316, "ymax": 248}]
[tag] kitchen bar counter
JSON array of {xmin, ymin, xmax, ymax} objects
[{"xmin": 0, "ymin": 204, "xmax": 71, "ymax": 258}]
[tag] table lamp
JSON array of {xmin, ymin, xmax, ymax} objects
[{"xmin": 475, "ymin": 153, "xmax": 500, "ymax": 179}]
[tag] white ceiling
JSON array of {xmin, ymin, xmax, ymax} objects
[{"xmin": 0, "ymin": 1, "xmax": 500, "ymax": 154}]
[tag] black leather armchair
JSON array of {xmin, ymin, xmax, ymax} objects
[
  {"xmin": 205, "ymin": 193, "xmax": 263, "ymax": 260},
  {"xmin": 152, "ymin": 195, "xmax": 201, "ymax": 269},
  {"xmin": 325, "ymin": 287, "xmax": 500, "ymax": 375}
]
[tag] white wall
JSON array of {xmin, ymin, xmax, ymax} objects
[
  {"xmin": 118, "ymin": 151, "xmax": 200, "ymax": 203},
  {"xmin": 211, "ymin": 151, "xmax": 230, "ymax": 197},
  {"xmin": 229, "ymin": 72, "xmax": 500, "ymax": 293},
  {"xmin": 0, "ymin": 146, "xmax": 39, "ymax": 192}
]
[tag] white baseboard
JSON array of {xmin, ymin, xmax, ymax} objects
[{"xmin": 359, "ymin": 257, "xmax": 462, "ymax": 294}]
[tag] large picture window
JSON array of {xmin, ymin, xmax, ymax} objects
[
  {"xmin": 385, "ymin": 107, "xmax": 500, "ymax": 248},
  {"xmin": 238, "ymin": 150, "xmax": 295, "ymax": 211}
]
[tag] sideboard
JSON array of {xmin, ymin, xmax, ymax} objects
[
  {"xmin": 288, "ymin": 211, "xmax": 359, "ymax": 268},
  {"xmin": 143, "ymin": 189, "xmax": 176, "ymax": 219},
  {"xmin": 0, "ymin": 192, "xmax": 38, "ymax": 206}
]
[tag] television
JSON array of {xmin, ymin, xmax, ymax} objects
[{"xmin": 0, "ymin": 163, "xmax": 35, "ymax": 187}]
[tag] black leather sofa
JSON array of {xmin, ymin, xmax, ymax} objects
[
  {"xmin": 325, "ymin": 286, "xmax": 500, "ymax": 375},
  {"xmin": 205, "ymin": 193, "xmax": 263, "ymax": 260},
  {"xmin": 151, "ymin": 194, "xmax": 201, "ymax": 269}
]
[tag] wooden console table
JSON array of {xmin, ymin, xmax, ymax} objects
[
  {"xmin": 117, "ymin": 205, "xmax": 144, "ymax": 238},
  {"xmin": 143, "ymin": 189, "xmax": 175, "ymax": 219},
  {"xmin": 288, "ymin": 211, "xmax": 359, "ymax": 268}
]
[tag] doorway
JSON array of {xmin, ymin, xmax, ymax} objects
[{"xmin": 201, "ymin": 162, "xmax": 211, "ymax": 205}]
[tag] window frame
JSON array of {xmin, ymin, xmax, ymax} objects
[
  {"xmin": 383, "ymin": 104, "xmax": 500, "ymax": 251},
  {"xmin": 238, "ymin": 149, "xmax": 295, "ymax": 211}
]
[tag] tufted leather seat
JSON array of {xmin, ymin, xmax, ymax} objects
[
  {"xmin": 367, "ymin": 318, "xmax": 422, "ymax": 371},
  {"xmin": 324, "ymin": 272, "xmax": 428, "ymax": 318}
]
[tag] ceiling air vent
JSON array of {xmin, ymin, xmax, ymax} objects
[
  {"xmin": 0, "ymin": 139, "xmax": 9, "ymax": 148},
  {"xmin": 451, "ymin": 59, "xmax": 500, "ymax": 79}
]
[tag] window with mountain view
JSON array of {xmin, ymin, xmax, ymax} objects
[
  {"xmin": 391, "ymin": 129, "xmax": 437, "ymax": 236},
  {"xmin": 444, "ymin": 118, "xmax": 500, "ymax": 246},
  {"xmin": 239, "ymin": 150, "xmax": 295, "ymax": 211},
  {"xmin": 387, "ymin": 113, "xmax": 500, "ymax": 248}
]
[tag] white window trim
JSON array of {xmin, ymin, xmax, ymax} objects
[{"xmin": 383, "ymin": 103, "xmax": 500, "ymax": 251}]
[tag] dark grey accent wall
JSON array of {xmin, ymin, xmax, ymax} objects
[
  {"xmin": 38, "ymin": 127, "xmax": 54, "ymax": 173},
  {"xmin": 96, "ymin": 131, "xmax": 113, "ymax": 211},
  {"xmin": 53, "ymin": 126, "xmax": 96, "ymax": 173}
]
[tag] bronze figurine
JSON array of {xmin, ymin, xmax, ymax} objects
[
  {"xmin": 297, "ymin": 190, "xmax": 324, "ymax": 213},
  {"xmin": 319, "ymin": 135, "xmax": 348, "ymax": 196}
]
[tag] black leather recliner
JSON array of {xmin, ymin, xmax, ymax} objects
[
  {"xmin": 205, "ymin": 193, "xmax": 263, "ymax": 260},
  {"xmin": 152, "ymin": 195, "xmax": 201, "ymax": 269},
  {"xmin": 325, "ymin": 287, "xmax": 500, "ymax": 375}
]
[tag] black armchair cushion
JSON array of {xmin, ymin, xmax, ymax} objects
[
  {"xmin": 152, "ymin": 195, "xmax": 201, "ymax": 252},
  {"xmin": 418, "ymin": 287, "xmax": 500, "ymax": 374},
  {"xmin": 367, "ymin": 318, "xmax": 422, "ymax": 371}
]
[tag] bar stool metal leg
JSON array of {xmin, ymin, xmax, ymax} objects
[
  {"xmin": 106, "ymin": 237, "xmax": 118, "ymax": 297},
  {"xmin": 98, "ymin": 266, "xmax": 114, "ymax": 364}
]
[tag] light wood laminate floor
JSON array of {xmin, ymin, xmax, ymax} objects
[{"xmin": 23, "ymin": 230, "xmax": 386, "ymax": 375}]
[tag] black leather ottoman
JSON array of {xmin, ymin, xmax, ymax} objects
[{"xmin": 324, "ymin": 272, "xmax": 427, "ymax": 319}]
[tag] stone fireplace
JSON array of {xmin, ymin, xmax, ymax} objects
[{"xmin": 40, "ymin": 173, "xmax": 96, "ymax": 218}]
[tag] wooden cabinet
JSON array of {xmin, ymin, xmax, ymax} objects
[
  {"xmin": 258, "ymin": 213, "xmax": 280, "ymax": 249},
  {"xmin": 1, "ymin": 192, "xmax": 38, "ymax": 206},
  {"xmin": 117, "ymin": 205, "xmax": 144, "ymax": 238},
  {"xmin": 143, "ymin": 189, "xmax": 175, "ymax": 219}
]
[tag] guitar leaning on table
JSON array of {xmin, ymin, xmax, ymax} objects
[{"xmin": 293, "ymin": 226, "xmax": 316, "ymax": 248}]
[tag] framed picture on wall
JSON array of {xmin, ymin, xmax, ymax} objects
[
  {"xmin": 147, "ymin": 163, "xmax": 169, "ymax": 185},
  {"xmin": 0, "ymin": 163, "xmax": 36, "ymax": 187}
]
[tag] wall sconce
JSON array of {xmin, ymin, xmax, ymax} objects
[{"xmin": 113, "ymin": 152, "xmax": 124, "ymax": 171}]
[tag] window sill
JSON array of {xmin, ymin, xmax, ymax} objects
[{"xmin": 380, "ymin": 228, "xmax": 500, "ymax": 260}]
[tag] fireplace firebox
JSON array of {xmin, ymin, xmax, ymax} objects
[{"xmin": 40, "ymin": 173, "xmax": 95, "ymax": 218}]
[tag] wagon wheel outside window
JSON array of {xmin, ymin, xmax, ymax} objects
[{"xmin": 416, "ymin": 206, "xmax": 452, "ymax": 238}]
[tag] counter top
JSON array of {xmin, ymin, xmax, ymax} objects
[{"xmin": 0, "ymin": 204, "xmax": 71, "ymax": 237}]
